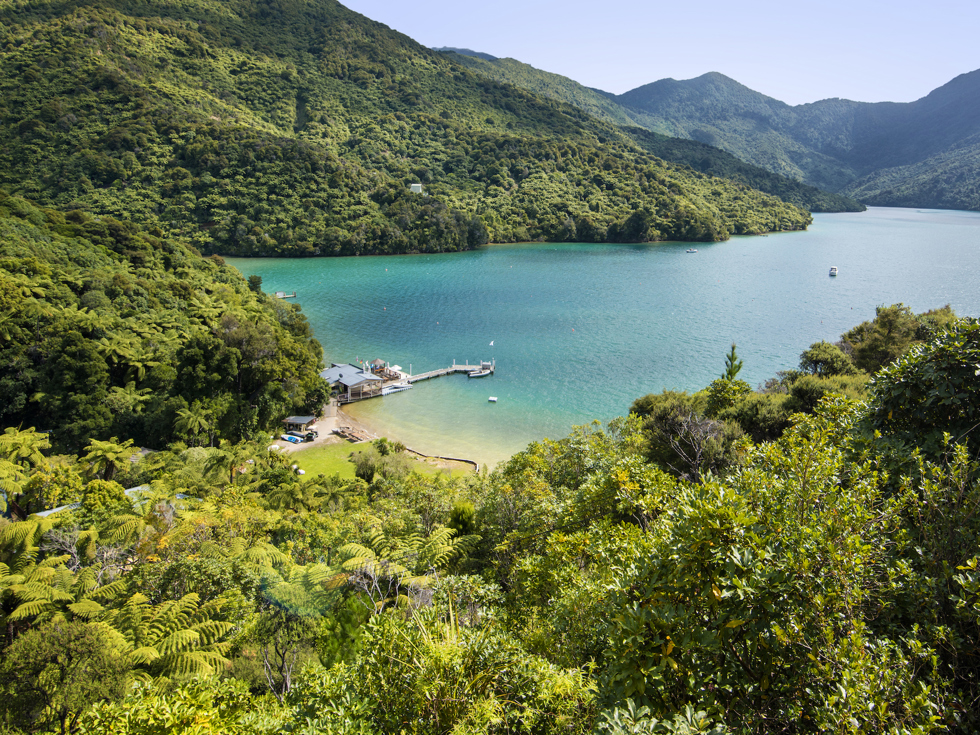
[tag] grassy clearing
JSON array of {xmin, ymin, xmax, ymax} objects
[
  {"xmin": 290, "ymin": 442, "xmax": 358, "ymax": 479},
  {"xmin": 290, "ymin": 441, "xmax": 473, "ymax": 480}
]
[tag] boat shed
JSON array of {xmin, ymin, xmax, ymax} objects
[
  {"xmin": 320, "ymin": 363, "xmax": 383, "ymax": 402},
  {"xmin": 282, "ymin": 415, "xmax": 318, "ymax": 432}
]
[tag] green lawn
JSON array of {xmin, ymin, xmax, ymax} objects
[
  {"xmin": 290, "ymin": 442, "xmax": 358, "ymax": 480},
  {"xmin": 291, "ymin": 441, "xmax": 473, "ymax": 480}
]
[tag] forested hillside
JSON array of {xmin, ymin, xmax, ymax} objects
[
  {"xmin": 441, "ymin": 51, "xmax": 864, "ymax": 213},
  {"xmin": 449, "ymin": 49, "xmax": 980, "ymax": 211},
  {"xmin": 3, "ymin": 304, "xmax": 980, "ymax": 733},
  {"xmin": 624, "ymin": 128, "xmax": 865, "ymax": 212},
  {"xmin": 0, "ymin": 0, "xmax": 811, "ymax": 256},
  {"xmin": 0, "ymin": 193, "xmax": 327, "ymax": 454},
  {"xmin": 615, "ymin": 70, "xmax": 980, "ymax": 210},
  {"xmin": 440, "ymin": 50, "xmax": 650, "ymax": 130}
]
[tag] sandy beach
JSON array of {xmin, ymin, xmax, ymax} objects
[{"xmin": 272, "ymin": 403, "xmax": 479, "ymax": 473}]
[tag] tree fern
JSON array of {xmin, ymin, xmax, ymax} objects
[
  {"xmin": 337, "ymin": 525, "xmax": 480, "ymax": 611},
  {"xmin": 97, "ymin": 592, "xmax": 235, "ymax": 679}
]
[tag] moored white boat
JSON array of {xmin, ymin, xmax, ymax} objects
[{"xmin": 829, "ymin": 266, "xmax": 838, "ymax": 276}]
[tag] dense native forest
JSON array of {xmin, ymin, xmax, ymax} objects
[
  {"xmin": 439, "ymin": 52, "xmax": 864, "ymax": 214},
  {"xmin": 0, "ymin": 194, "xmax": 328, "ymax": 453},
  {"xmin": 613, "ymin": 71, "xmax": 980, "ymax": 211},
  {"xmin": 3, "ymin": 189, "xmax": 980, "ymax": 735},
  {"xmin": 447, "ymin": 51, "xmax": 980, "ymax": 212},
  {"xmin": 3, "ymin": 1, "xmax": 980, "ymax": 733},
  {"xmin": 0, "ymin": 0, "xmax": 813, "ymax": 257}
]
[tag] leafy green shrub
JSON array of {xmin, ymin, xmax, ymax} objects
[
  {"xmin": 79, "ymin": 677, "xmax": 259, "ymax": 735},
  {"xmin": 0, "ymin": 620, "xmax": 130, "ymax": 735},
  {"xmin": 867, "ymin": 317, "xmax": 980, "ymax": 453},
  {"xmin": 333, "ymin": 609, "xmax": 597, "ymax": 734},
  {"xmin": 798, "ymin": 340, "xmax": 858, "ymax": 377}
]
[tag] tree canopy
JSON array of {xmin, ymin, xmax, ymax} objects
[{"xmin": 0, "ymin": 0, "xmax": 812, "ymax": 257}]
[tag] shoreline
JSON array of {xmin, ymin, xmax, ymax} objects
[
  {"xmin": 275, "ymin": 403, "xmax": 481, "ymax": 473},
  {"xmin": 337, "ymin": 404, "xmax": 482, "ymax": 472}
]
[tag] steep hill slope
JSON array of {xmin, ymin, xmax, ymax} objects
[
  {"xmin": 0, "ymin": 0, "xmax": 810, "ymax": 255},
  {"xmin": 0, "ymin": 193, "xmax": 325, "ymax": 452},
  {"xmin": 440, "ymin": 50, "xmax": 649, "ymax": 130},
  {"xmin": 616, "ymin": 70, "xmax": 980, "ymax": 210},
  {"xmin": 624, "ymin": 128, "xmax": 864, "ymax": 213},
  {"xmin": 444, "ymin": 52, "xmax": 863, "ymax": 212}
]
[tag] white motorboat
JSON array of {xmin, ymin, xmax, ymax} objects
[
  {"xmin": 829, "ymin": 266, "xmax": 838, "ymax": 276},
  {"xmin": 468, "ymin": 369, "xmax": 492, "ymax": 378}
]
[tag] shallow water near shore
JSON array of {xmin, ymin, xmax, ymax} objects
[{"xmin": 228, "ymin": 207, "xmax": 980, "ymax": 468}]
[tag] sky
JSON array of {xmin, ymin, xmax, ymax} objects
[{"xmin": 341, "ymin": 0, "xmax": 979, "ymax": 106}]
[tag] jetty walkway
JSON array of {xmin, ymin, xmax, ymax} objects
[
  {"xmin": 407, "ymin": 362, "xmax": 492, "ymax": 383},
  {"xmin": 336, "ymin": 360, "xmax": 495, "ymax": 405}
]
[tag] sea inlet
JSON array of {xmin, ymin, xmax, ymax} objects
[{"xmin": 228, "ymin": 207, "xmax": 980, "ymax": 468}]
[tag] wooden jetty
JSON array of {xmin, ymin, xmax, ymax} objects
[
  {"xmin": 336, "ymin": 360, "xmax": 495, "ymax": 403},
  {"xmin": 407, "ymin": 360, "xmax": 494, "ymax": 384}
]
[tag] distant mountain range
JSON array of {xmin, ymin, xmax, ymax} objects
[{"xmin": 444, "ymin": 51, "xmax": 980, "ymax": 211}]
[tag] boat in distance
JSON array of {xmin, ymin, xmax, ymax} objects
[
  {"xmin": 829, "ymin": 266, "xmax": 838, "ymax": 276},
  {"xmin": 468, "ymin": 369, "xmax": 492, "ymax": 378}
]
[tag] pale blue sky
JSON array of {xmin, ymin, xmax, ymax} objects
[{"xmin": 342, "ymin": 0, "xmax": 978, "ymax": 106}]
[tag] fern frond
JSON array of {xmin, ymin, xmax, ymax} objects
[
  {"xmin": 155, "ymin": 628, "xmax": 201, "ymax": 655},
  {"xmin": 191, "ymin": 620, "xmax": 234, "ymax": 645},
  {"xmin": 91, "ymin": 577, "xmax": 128, "ymax": 603},
  {"xmin": 129, "ymin": 646, "xmax": 162, "ymax": 666},
  {"xmin": 240, "ymin": 541, "xmax": 288, "ymax": 568},
  {"xmin": 338, "ymin": 542, "xmax": 377, "ymax": 561},
  {"xmin": 68, "ymin": 599, "xmax": 105, "ymax": 618},
  {"xmin": 8, "ymin": 599, "xmax": 51, "ymax": 620}
]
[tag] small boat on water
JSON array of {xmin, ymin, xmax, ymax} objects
[
  {"xmin": 829, "ymin": 266, "xmax": 838, "ymax": 276},
  {"xmin": 468, "ymin": 369, "xmax": 492, "ymax": 378},
  {"xmin": 488, "ymin": 396, "xmax": 498, "ymax": 403},
  {"xmin": 686, "ymin": 248, "xmax": 698, "ymax": 253},
  {"xmin": 381, "ymin": 384, "xmax": 413, "ymax": 395}
]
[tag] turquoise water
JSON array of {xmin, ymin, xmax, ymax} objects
[{"xmin": 228, "ymin": 207, "xmax": 980, "ymax": 467}]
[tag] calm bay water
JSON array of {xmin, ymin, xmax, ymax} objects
[{"xmin": 228, "ymin": 207, "xmax": 980, "ymax": 467}]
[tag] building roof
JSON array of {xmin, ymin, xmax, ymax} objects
[
  {"xmin": 283, "ymin": 415, "xmax": 317, "ymax": 424},
  {"xmin": 320, "ymin": 364, "xmax": 381, "ymax": 387},
  {"xmin": 34, "ymin": 485, "xmax": 150, "ymax": 518}
]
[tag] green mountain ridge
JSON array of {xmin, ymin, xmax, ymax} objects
[
  {"xmin": 615, "ymin": 70, "xmax": 980, "ymax": 209},
  {"xmin": 444, "ymin": 51, "xmax": 980, "ymax": 211},
  {"xmin": 441, "ymin": 53, "xmax": 862, "ymax": 211},
  {"xmin": 0, "ymin": 0, "xmax": 811, "ymax": 257}
]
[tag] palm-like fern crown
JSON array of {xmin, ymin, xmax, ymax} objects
[
  {"xmin": 339, "ymin": 525, "xmax": 480, "ymax": 597},
  {"xmin": 97, "ymin": 592, "xmax": 235, "ymax": 678}
]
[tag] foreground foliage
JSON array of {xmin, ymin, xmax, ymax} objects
[{"xmin": 3, "ymin": 314, "xmax": 980, "ymax": 733}]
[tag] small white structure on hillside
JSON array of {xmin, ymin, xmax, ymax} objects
[{"xmin": 409, "ymin": 183, "xmax": 424, "ymax": 194}]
